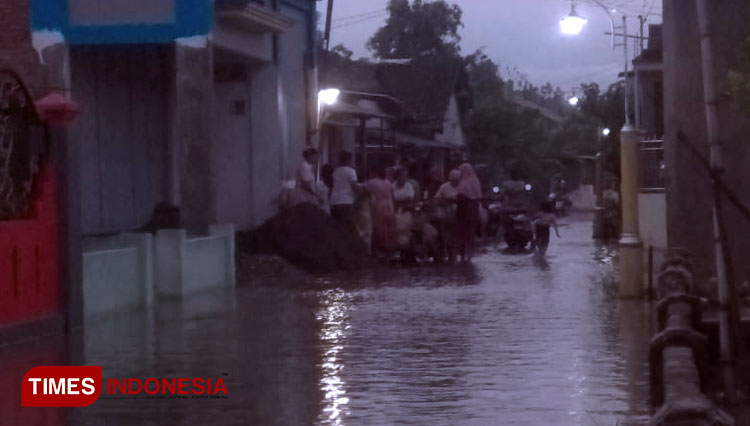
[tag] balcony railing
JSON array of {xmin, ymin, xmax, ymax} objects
[{"xmin": 639, "ymin": 139, "xmax": 665, "ymax": 191}]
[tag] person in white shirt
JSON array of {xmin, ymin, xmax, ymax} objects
[
  {"xmin": 330, "ymin": 151, "xmax": 361, "ymax": 230},
  {"xmin": 392, "ymin": 167, "xmax": 415, "ymax": 211},
  {"xmin": 295, "ymin": 148, "xmax": 322, "ymax": 206}
]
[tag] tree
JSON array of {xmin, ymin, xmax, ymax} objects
[{"xmin": 367, "ymin": 0, "xmax": 463, "ymax": 59}]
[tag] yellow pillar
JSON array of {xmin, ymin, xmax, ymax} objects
[{"xmin": 619, "ymin": 125, "xmax": 644, "ymax": 297}]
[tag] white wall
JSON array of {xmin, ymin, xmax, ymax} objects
[
  {"xmin": 214, "ymin": 78, "xmax": 254, "ymax": 230},
  {"xmin": 245, "ymin": 5, "xmax": 312, "ymax": 228},
  {"xmin": 436, "ymin": 94, "xmax": 464, "ymax": 148},
  {"xmin": 639, "ymin": 192, "xmax": 668, "ymax": 249}
]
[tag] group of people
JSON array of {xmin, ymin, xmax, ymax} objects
[
  {"xmin": 290, "ymin": 147, "xmax": 485, "ymax": 264},
  {"xmin": 289, "ymin": 147, "xmax": 564, "ymax": 263}
]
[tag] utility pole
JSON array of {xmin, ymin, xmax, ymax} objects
[
  {"xmin": 696, "ymin": 0, "xmax": 736, "ymax": 404},
  {"xmin": 638, "ymin": 15, "xmax": 646, "ymax": 54},
  {"xmin": 323, "ymin": 0, "xmax": 334, "ymax": 52}
]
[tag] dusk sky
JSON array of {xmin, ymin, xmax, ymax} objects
[{"xmin": 323, "ymin": 0, "xmax": 662, "ymax": 94}]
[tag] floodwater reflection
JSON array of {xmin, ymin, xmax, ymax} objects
[
  {"xmin": 316, "ymin": 288, "xmax": 352, "ymax": 425},
  {"xmin": 0, "ymin": 215, "xmax": 652, "ymax": 426}
]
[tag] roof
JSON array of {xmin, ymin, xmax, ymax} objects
[{"xmin": 320, "ymin": 55, "xmax": 467, "ymax": 123}]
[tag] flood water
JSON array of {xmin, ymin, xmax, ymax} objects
[{"xmin": 3, "ymin": 214, "xmax": 654, "ymax": 426}]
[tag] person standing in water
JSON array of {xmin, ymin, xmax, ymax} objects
[
  {"xmin": 532, "ymin": 202, "xmax": 561, "ymax": 256},
  {"xmin": 450, "ymin": 163, "xmax": 482, "ymax": 263}
]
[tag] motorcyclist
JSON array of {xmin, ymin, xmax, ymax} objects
[
  {"xmin": 499, "ymin": 170, "xmax": 533, "ymax": 250},
  {"xmin": 500, "ymin": 170, "xmax": 527, "ymax": 211}
]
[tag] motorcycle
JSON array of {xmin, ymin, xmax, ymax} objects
[
  {"xmin": 502, "ymin": 207, "xmax": 534, "ymax": 252},
  {"xmin": 548, "ymin": 192, "xmax": 572, "ymax": 216}
]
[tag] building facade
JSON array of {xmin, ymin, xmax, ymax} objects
[{"xmin": 663, "ymin": 0, "xmax": 750, "ymax": 284}]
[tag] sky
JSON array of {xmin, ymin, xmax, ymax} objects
[{"xmin": 322, "ymin": 0, "xmax": 662, "ymax": 95}]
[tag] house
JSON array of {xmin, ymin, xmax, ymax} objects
[
  {"xmin": 662, "ymin": 0, "xmax": 750, "ymax": 285},
  {"xmin": 631, "ymin": 24, "xmax": 667, "ymax": 252},
  {"xmin": 318, "ymin": 55, "xmax": 470, "ymax": 180},
  {"xmin": 0, "ymin": 0, "xmax": 319, "ymax": 331}
]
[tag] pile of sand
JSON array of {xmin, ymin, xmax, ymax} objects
[{"xmin": 236, "ymin": 204, "xmax": 374, "ymax": 273}]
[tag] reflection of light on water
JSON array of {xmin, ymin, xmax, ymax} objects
[{"xmin": 316, "ymin": 289, "xmax": 351, "ymax": 425}]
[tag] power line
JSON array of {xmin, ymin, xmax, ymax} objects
[
  {"xmin": 332, "ymin": 8, "xmax": 386, "ymax": 24},
  {"xmin": 549, "ymin": 64, "xmax": 624, "ymax": 88},
  {"xmin": 332, "ymin": 12, "xmax": 387, "ymax": 29}
]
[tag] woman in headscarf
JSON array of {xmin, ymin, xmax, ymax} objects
[
  {"xmin": 366, "ymin": 164, "xmax": 397, "ymax": 260},
  {"xmin": 450, "ymin": 163, "xmax": 482, "ymax": 263}
]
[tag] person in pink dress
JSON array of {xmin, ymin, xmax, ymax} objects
[{"xmin": 366, "ymin": 164, "xmax": 397, "ymax": 260}]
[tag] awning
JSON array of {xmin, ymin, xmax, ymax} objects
[
  {"xmin": 324, "ymin": 102, "xmax": 394, "ymax": 120},
  {"xmin": 394, "ymin": 131, "xmax": 453, "ymax": 149}
]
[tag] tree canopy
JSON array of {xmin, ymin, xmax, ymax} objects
[{"xmin": 367, "ymin": 0, "xmax": 463, "ymax": 59}]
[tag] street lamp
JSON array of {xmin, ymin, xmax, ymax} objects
[
  {"xmin": 568, "ymin": 96, "xmax": 580, "ymax": 106},
  {"xmin": 315, "ymin": 88, "xmax": 340, "ymax": 169},
  {"xmin": 559, "ymin": 3, "xmax": 588, "ymax": 35},
  {"xmin": 602, "ymin": 127, "xmax": 611, "ymax": 136},
  {"xmin": 318, "ymin": 88, "xmax": 340, "ymax": 106}
]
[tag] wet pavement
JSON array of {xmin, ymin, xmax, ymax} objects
[{"xmin": 3, "ymin": 213, "xmax": 654, "ymax": 426}]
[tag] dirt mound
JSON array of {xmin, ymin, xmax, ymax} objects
[{"xmin": 236, "ymin": 204, "xmax": 375, "ymax": 272}]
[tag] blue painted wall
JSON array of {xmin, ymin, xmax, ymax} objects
[{"xmin": 30, "ymin": 0, "xmax": 212, "ymax": 44}]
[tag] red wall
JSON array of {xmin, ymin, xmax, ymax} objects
[{"xmin": 0, "ymin": 162, "xmax": 62, "ymax": 326}]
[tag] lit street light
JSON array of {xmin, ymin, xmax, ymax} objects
[
  {"xmin": 559, "ymin": 3, "xmax": 588, "ymax": 35},
  {"xmin": 568, "ymin": 96, "xmax": 579, "ymax": 106},
  {"xmin": 602, "ymin": 127, "xmax": 611, "ymax": 136},
  {"xmin": 318, "ymin": 88, "xmax": 340, "ymax": 106},
  {"xmin": 315, "ymin": 88, "xmax": 340, "ymax": 159}
]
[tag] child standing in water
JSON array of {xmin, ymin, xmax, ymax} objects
[{"xmin": 532, "ymin": 202, "xmax": 560, "ymax": 256}]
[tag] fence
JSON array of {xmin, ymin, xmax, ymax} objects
[
  {"xmin": 82, "ymin": 224, "xmax": 235, "ymax": 318},
  {"xmin": 649, "ymin": 248, "xmax": 733, "ymax": 426}
]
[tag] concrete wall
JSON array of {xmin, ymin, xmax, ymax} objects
[
  {"xmin": 155, "ymin": 224, "xmax": 235, "ymax": 298},
  {"xmin": 663, "ymin": 0, "xmax": 750, "ymax": 285},
  {"xmin": 82, "ymin": 233, "xmax": 153, "ymax": 318},
  {"xmin": 277, "ymin": 4, "xmax": 311, "ymax": 173},
  {"xmin": 171, "ymin": 37, "xmax": 217, "ymax": 232},
  {"xmin": 243, "ymin": 4, "xmax": 314, "ymax": 228},
  {"xmin": 638, "ymin": 192, "xmax": 668, "ymax": 249}
]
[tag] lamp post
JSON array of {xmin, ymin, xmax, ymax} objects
[
  {"xmin": 593, "ymin": 126, "xmax": 610, "ymax": 238},
  {"xmin": 560, "ymin": 0, "xmax": 643, "ymax": 297}
]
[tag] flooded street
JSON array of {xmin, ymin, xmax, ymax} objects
[{"xmin": 3, "ymin": 214, "xmax": 654, "ymax": 426}]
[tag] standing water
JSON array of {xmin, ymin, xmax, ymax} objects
[{"xmin": 2, "ymin": 214, "xmax": 653, "ymax": 426}]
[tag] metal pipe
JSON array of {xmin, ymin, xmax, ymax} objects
[
  {"xmin": 696, "ymin": 0, "xmax": 735, "ymax": 403},
  {"xmin": 584, "ymin": 0, "xmax": 616, "ymax": 49}
]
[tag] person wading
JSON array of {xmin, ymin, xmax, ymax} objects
[
  {"xmin": 366, "ymin": 164, "xmax": 397, "ymax": 261},
  {"xmin": 451, "ymin": 163, "xmax": 482, "ymax": 263}
]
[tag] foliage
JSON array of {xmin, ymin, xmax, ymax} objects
[
  {"xmin": 367, "ymin": 0, "xmax": 463, "ymax": 59},
  {"xmin": 463, "ymin": 51, "xmax": 584, "ymax": 194}
]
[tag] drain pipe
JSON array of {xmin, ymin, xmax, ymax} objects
[{"xmin": 695, "ymin": 0, "xmax": 736, "ymax": 404}]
